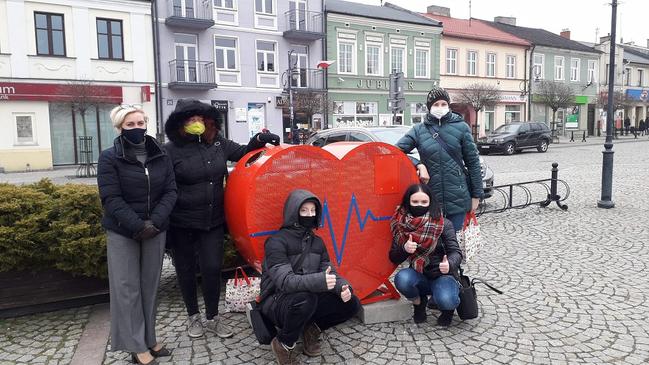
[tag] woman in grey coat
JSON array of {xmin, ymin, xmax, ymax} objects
[{"xmin": 97, "ymin": 105, "xmax": 177, "ymax": 365}]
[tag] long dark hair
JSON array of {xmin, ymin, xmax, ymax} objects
[{"xmin": 400, "ymin": 183, "xmax": 442, "ymax": 219}]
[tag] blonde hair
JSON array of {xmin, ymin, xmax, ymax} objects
[{"xmin": 110, "ymin": 105, "xmax": 148, "ymax": 131}]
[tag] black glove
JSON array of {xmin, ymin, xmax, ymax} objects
[
  {"xmin": 134, "ymin": 220, "xmax": 160, "ymax": 241},
  {"xmin": 256, "ymin": 132, "xmax": 280, "ymax": 146}
]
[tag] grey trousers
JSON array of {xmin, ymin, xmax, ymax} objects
[{"xmin": 106, "ymin": 230, "xmax": 166, "ymax": 353}]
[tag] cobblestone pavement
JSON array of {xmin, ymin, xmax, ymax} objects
[
  {"xmin": 0, "ymin": 307, "xmax": 91, "ymax": 364},
  {"xmin": 3, "ymin": 139, "xmax": 649, "ymax": 364}
]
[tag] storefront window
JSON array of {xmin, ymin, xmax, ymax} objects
[
  {"xmin": 333, "ymin": 101, "xmax": 378, "ymax": 127},
  {"xmin": 484, "ymin": 105, "xmax": 495, "ymax": 132},
  {"xmin": 410, "ymin": 102, "xmax": 427, "ymax": 124},
  {"xmin": 505, "ymin": 105, "xmax": 521, "ymax": 123}
]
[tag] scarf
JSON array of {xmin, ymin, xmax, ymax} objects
[{"xmin": 390, "ymin": 206, "xmax": 445, "ymax": 273}]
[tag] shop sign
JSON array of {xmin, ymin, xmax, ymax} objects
[
  {"xmin": 500, "ymin": 94, "xmax": 526, "ymax": 103},
  {"xmin": 275, "ymin": 95, "xmax": 288, "ymax": 108},
  {"xmin": 212, "ymin": 100, "xmax": 229, "ymax": 112},
  {"xmin": 356, "ymin": 79, "xmax": 414, "ymax": 90},
  {"xmin": 0, "ymin": 82, "xmax": 122, "ymax": 102},
  {"xmin": 626, "ymin": 89, "xmax": 649, "ymax": 102}
]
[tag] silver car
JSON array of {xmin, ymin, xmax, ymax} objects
[{"xmin": 305, "ymin": 126, "xmax": 494, "ymax": 198}]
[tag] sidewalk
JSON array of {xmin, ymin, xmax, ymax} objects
[{"xmin": 549, "ymin": 132, "xmax": 649, "ymax": 148}]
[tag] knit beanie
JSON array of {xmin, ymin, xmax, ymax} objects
[{"xmin": 426, "ymin": 86, "xmax": 451, "ymax": 110}]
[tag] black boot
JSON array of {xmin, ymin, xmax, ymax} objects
[
  {"xmin": 437, "ymin": 310, "xmax": 454, "ymax": 327},
  {"xmin": 413, "ymin": 298, "xmax": 427, "ymax": 324}
]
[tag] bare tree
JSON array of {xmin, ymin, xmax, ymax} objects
[
  {"xmin": 292, "ymin": 90, "xmax": 328, "ymax": 128},
  {"xmin": 456, "ymin": 82, "xmax": 502, "ymax": 139},
  {"xmin": 534, "ymin": 81, "xmax": 576, "ymax": 134},
  {"xmin": 56, "ymin": 80, "xmax": 115, "ymax": 137},
  {"xmin": 597, "ymin": 89, "xmax": 631, "ymax": 112}
]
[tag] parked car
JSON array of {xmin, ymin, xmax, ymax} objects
[
  {"xmin": 305, "ymin": 126, "xmax": 494, "ymax": 198},
  {"xmin": 477, "ymin": 122, "xmax": 551, "ymax": 156}
]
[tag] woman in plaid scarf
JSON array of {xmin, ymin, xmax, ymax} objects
[{"xmin": 389, "ymin": 184, "xmax": 463, "ymax": 326}]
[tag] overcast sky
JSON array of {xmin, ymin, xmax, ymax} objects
[{"xmin": 347, "ymin": 0, "xmax": 648, "ymax": 47}]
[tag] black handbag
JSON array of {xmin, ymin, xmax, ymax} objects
[
  {"xmin": 246, "ymin": 300, "xmax": 276, "ymax": 345},
  {"xmin": 456, "ymin": 267, "xmax": 503, "ymax": 320}
]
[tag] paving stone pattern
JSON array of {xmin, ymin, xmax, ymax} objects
[
  {"xmin": 0, "ymin": 307, "xmax": 91, "ymax": 365},
  {"xmin": 2, "ymin": 140, "xmax": 649, "ymax": 364}
]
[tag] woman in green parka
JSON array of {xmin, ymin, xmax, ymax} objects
[{"xmin": 396, "ymin": 86, "xmax": 484, "ymax": 232}]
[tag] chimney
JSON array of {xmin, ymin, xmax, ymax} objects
[
  {"xmin": 426, "ymin": 5, "xmax": 450, "ymax": 17},
  {"xmin": 494, "ymin": 16, "xmax": 516, "ymax": 26},
  {"xmin": 560, "ymin": 29, "xmax": 571, "ymax": 39},
  {"xmin": 600, "ymin": 35, "xmax": 611, "ymax": 44}
]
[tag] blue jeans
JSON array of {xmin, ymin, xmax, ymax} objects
[
  {"xmin": 394, "ymin": 268, "xmax": 460, "ymax": 311},
  {"xmin": 445, "ymin": 212, "xmax": 466, "ymax": 232}
]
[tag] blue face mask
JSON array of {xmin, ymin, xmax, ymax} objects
[{"xmin": 122, "ymin": 128, "xmax": 146, "ymax": 144}]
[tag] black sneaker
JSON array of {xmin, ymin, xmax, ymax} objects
[{"xmin": 413, "ymin": 301, "xmax": 427, "ymax": 324}]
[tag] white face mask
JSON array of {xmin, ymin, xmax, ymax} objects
[{"xmin": 429, "ymin": 106, "xmax": 450, "ymax": 119}]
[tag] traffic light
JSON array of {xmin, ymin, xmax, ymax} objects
[{"xmin": 388, "ymin": 72, "xmax": 405, "ymax": 112}]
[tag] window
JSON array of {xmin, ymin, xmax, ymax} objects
[
  {"xmin": 390, "ymin": 46, "xmax": 405, "ymax": 75},
  {"xmin": 15, "ymin": 115, "xmax": 36, "ymax": 144},
  {"xmin": 484, "ymin": 106, "xmax": 495, "ymax": 132},
  {"xmin": 624, "ymin": 67, "xmax": 631, "ymax": 86},
  {"xmin": 570, "ymin": 58, "xmax": 580, "ymax": 82},
  {"xmin": 505, "ymin": 105, "xmax": 521, "ymax": 123},
  {"xmin": 214, "ymin": 0, "xmax": 235, "ymax": 8},
  {"xmin": 35, "ymin": 12, "xmax": 65, "ymax": 56},
  {"xmin": 332, "ymin": 101, "xmax": 378, "ymax": 127},
  {"xmin": 446, "ymin": 48, "xmax": 457, "ymax": 74},
  {"xmin": 415, "ymin": 48, "xmax": 429, "ymax": 78},
  {"xmin": 411, "ymin": 102, "xmax": 428, "ymax": 124},
  {"xmin": 256, "ymin": 40, "xmax": 276, "ymax": 72},
  {"xmin": 255, "ymin": 0, "xmax": 274, "ymax": 14},
  {"xmin": 326, "ymin": 133, "xmax": 347, "ymax": 143},
  {"xmin": 175, "ymin": 33, "xmax": 198, "ymax": 82},
  {"xmin": 506, "ymin": 55, "xmax": 516, "ymax": 78},
  {"xmin": 587, "ymin": 60, "xmax": 596, "ymax": 83},
  {"xmin": 639, "ymin": 69, "xmax": 645, "ymax": 86},
  {"xmin": 97, "ymin": 19, "xmax": 123, "ymax": 60},
  {"xmin": 365, "ymin": 42, "xmax": 382, "ymax": 76},
  {"xmin": 466, "ymin": 50, "xmax": 477, "ymax": 76},
  {"xmin": 215, "ymin": 37, "xmax": 237, "ymax": 70},
  {"xmin": 338, "ymin": 40, "xmax": 354, "ymax": 74},
  {"xmin": 486, "ymin": 52, "xmax": 496, "ymax": 77},
  {"xmin": 554, "ymin": 56, "xmax": 564, "ymax": 80},
  {"xmin": 348, "ymin": 132, "xmax": 372, "ymax": 142},
  {"xmin": 533, "ymin": 54, "xmax": 544, "ymax": 80}
]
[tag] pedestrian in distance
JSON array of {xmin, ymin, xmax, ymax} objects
[
  {"xmin": 396, "ymin": 86, "xmax": 484, "ymax": 232},
  {"xmin": 389, "ymin": 183, "xmax": 463, "ymax": 326},
  {"xmin": 164, "ymin": 99, "xmax": 280, "ymax": 340},
  {"xmin": 639, "ymin": 120, "xmax": 646, "ymax": 136},
  {"xmin": 259, "ymin": 190, "xmax": 360, "ymax": 365},
  {"xmin": 624, "ymin": 117, "xmax": 631, "ymax": 135},
  {"xmin": 97, "ymin": 105, "xmax": 177, "ymax": 365}
]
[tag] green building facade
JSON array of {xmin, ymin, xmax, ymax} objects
[{"xmin": 325, "ymin": 1, "xmax": 442, "ymax": 128}]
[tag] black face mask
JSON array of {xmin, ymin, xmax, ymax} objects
[
  {"xmin": 298, "ymin": 215, "xmax": 318, "ymax": 229},
  {"xmin": 122, "ymin": 128, "xmax": 147, "ymax": 144},
  {"xmin": 409, "ymin": 205, "xmax": 429, "ymax": 217}
]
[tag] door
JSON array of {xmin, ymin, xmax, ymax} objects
[
  {"xmin": 587, "ymin": 105, "xmax": 595, "ymax": 136},
  {"xmin": 290, "ymin": 45, "xmax": 308, "ymax": 88},
  {"xmin": 174, "ymin": 33, "xmax": 198, "ymax": 82},
  {"xmin": 289, "ymin": 0, "xmax": 307, "ymax": 31},
  {"xmin": 172, "ymin": 0, "xmax": 195, "ymax": 18},
  {"xmin": 516, "ymin": 123, "xmax": 531, "ymax": 146}
]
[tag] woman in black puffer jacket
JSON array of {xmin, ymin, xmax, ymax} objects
[{"xmin": 164, "ymin": 99, "xmax": 280, "ymax": 339}]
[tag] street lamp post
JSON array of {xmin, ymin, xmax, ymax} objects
[
  {"xmin": 287, "ymin": 50, "xmax": 296, "ymax": 140},
  {"xmin": 598, "ymin": 0, "xmax": 617, "ymax": 208}
]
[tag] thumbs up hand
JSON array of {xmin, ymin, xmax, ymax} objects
[
  {"xmin": 404, "ymin": 234, "xmax": 418, "ymax": 254},
  {"xmin": 325, "ymin": 266, "xmax": 336, "ymax": 290},
  {"xmin": 439, "ymin": 255, "xmax": 450, "ymax": 274},
  {"xmin": 340, "ymin": 284, "xmax": 352, "ymax": 302}
]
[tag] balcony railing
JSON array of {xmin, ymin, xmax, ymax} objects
[
  {"xmin": 168, "ymin": 60, "xmax": 217, "ymax": 90},
  {"xmin": 286, "ymin": 68, "xmax": 325, "ymax": 91},
  {"xmin": 165, "ymin": 0, "xmax": 214, "ymax": 29},
  {"xmin": 283, "ymin": 10, "xmax": 324, "ymax": 41}
]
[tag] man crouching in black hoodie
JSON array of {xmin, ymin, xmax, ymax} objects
[{"xmin": 259, "ymin": 190, "xmax": 360, "ymax": 365}]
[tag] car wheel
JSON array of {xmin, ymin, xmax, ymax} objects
[
  {"xmin": 537, "ymin": 139, "xmax": 549, "ymax": 153},
  {"xmin": 504, "ymin": 142, "xmax": 515, "ymax": 155}
]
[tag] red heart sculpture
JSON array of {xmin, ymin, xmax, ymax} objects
[{"xmin": 224, "ymin": 142, "xmax": 419, "ymax": 301}]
